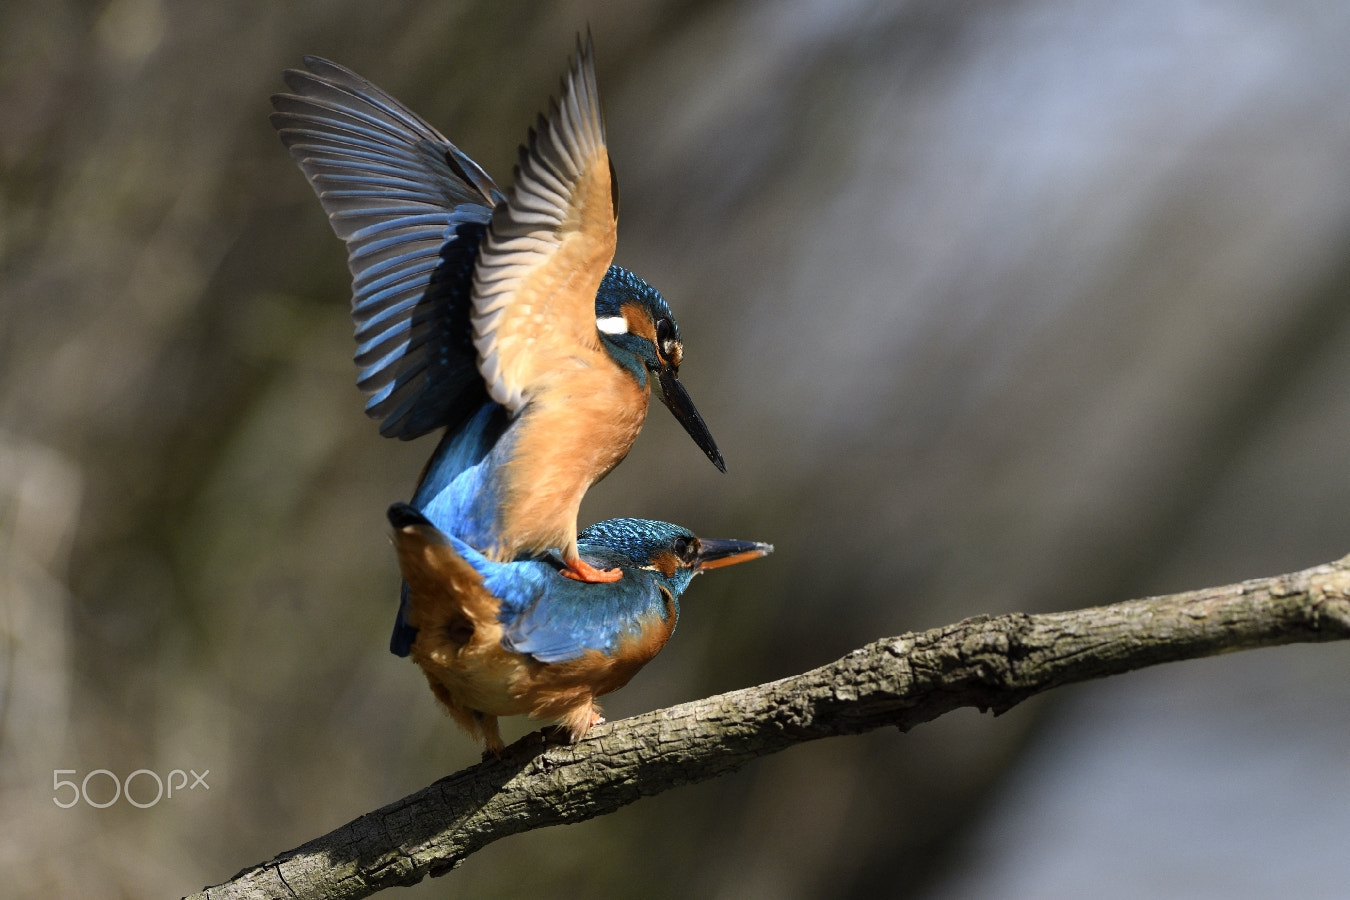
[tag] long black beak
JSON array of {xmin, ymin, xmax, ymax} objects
[
  {"xmin": 657, "ymin": 367, "xmax": 726, "ymax": 472},
  {"xmin": 696, "ymin": 537, "xmax": 773, "ymax": 571}
]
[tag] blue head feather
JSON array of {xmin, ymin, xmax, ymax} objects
[
  {"xmin": 594, "ymin": 266, "xmax": 681, "ymax": 390},
  {"xmin": 576, "ymin": 518, "xmax": 701, "ymax": 596}
]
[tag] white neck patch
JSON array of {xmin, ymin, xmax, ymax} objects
[{"xmin": 596, "ymin": 315, "xmax": 628, "ymax": 335}]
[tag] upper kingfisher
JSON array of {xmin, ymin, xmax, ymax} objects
[
  {"xmin": 388, "ymin": 502, "xmax": 772, "ymax": 755},
  {"xmin": 271, "ymin": 37, "xmax": 724, "ymax": 582}
]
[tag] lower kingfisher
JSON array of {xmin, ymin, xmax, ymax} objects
[
  {"xmin": 388, "ymin": 503, "xmax": 772, "ymax": 755},
  {"xmin": 271, "ymin": 37, "xmax": 724, "ymax": 582}
]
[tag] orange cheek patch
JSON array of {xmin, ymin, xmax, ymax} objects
[
  {"xmin": 648, "ymin": 550, "xmax": 680, "ymax": 578},
  {"xmin": 621, "ymin": 302, "xmax": 658, "ymax": 344}
]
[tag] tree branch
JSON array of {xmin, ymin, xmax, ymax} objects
[{"xmin": 187, "ymin": 555, "xmax": 1350, "ymax": 900}]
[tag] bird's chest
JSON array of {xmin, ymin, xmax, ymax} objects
[
  {"xmin": 495, "ymin": 365, "xmax": 649, "ymax": 544},
  {"xmin": 522, "ymin": 361, "xmax": 648, "ymax": 472}
]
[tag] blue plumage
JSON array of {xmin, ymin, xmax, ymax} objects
[
  {"xmin": 388, "ymin": 400, "xmax": 700, "ymax": 657},
  {"xmin": 388, "ymin": 503, "xmax": 771, "ymax": 752},
  {"xmin": 392, "ymin": 502, "xmax": 761, "ymax": 664},
  {"xmin": 496, "ymin": 520, "xmax": 703, "ymax": 663},
  {"xmin": 271, "ymin": 58, "xmax": 722, "ymax": 467},
  {"xmin": 389, "ymin": 400, "xmax": 507, "ymax": 655},
  {"xmin": 273, "ymin": 45, "xmax": 764, "ymax": 753},
  {"xmin": 273, "ymin": 52, "xmax": 726, "ymax": 584},
  {"xmin": 447, "ymin": 520, "xmax": 693, "ymax": 664},
  {"xmin": 272, "ymin": 58, "xmax": 500, "ymax": 441}
]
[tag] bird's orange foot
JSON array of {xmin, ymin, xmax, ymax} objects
[{"xmin": 559, "ymin": 557, "xmax": 622, "ymax": 583}]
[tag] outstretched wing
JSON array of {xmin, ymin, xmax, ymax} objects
[
  {"xmin": 472, "ymin": 34, "xmax": 619, "ymax": 412},
  {"xmin": 271, "ymin": 57, "xmax": 501, "ymax": 439}
]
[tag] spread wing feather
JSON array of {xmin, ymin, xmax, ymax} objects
[
  {"xmin": 471, "ymin": 35, "xmax": 618, "ymax": 412},
  {"xmin": 271, "ymin": 57, "xmax": 501, "ymax": 439}
]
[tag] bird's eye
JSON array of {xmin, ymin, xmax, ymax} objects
[
  {"xmin": 654, "ymin": 317, "xmax": 681, "ymax": 364},
  {"xmin": 672, "ymin": 536, "xmax": 698, "ymax": 563}
]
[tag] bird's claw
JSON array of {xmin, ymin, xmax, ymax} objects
[{"xmin": 559, "ymin": 558, "xmax": 623, "ymax": 583}]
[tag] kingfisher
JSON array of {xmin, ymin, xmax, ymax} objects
[
  {"xmin": 271, "ymin": 37, "xmax": 724, "ymax": 582},
  {"xmin": 388, "ymin": 503, "xmax": 771, "ymax": 755}
]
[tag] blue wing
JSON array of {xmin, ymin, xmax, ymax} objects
[
  {"xmin": 271, "ymin": 57, "xmax": 503, "ymax": 439},
  {"xmin": 389, "ymin": 402, "xmax": 517, "ymax": 655},
  {"xmin": 492, "ymin": 566, "xmax": 671, "ymax": 664},
  {"xmin": 389, "ymin": 489, "xmax": 676, "ymax": 662},
  {"xmin": 411, "ymin": 402, "xmax": 507, "ymax": 506}
]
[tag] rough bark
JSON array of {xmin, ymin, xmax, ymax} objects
[{"xmin": 187, "ymin": 555, "xmax": 1350, "ymax": 899}]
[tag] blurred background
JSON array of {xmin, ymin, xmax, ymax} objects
[{"xmin": 5, "ymin": 0, "xmax": 1350, "ymax": 896}]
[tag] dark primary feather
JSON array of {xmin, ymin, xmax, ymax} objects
[{"xmin": 270, "ymin": 57, "xmax": 503, "ymax": 439}]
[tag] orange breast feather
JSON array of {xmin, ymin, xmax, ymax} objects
[{"xmin": 493, "ymin": 363, "xmax": 650, "ymax": 559}]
